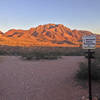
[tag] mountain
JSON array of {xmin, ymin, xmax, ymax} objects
[
  {"xmin": 0, "ymin": 31, "xmax": 3, "ymax": 35},
  {"xmin": 0, "ymin": 24, "xmax": 100, "ymax": 47}
]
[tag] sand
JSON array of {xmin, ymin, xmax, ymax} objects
[{"xmin": 0, "ymin": 56, "xmax": 99, "ymax": 100}]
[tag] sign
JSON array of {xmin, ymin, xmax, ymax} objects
[{"xmin": 82, "ymin": 35, "xmax": 96, "ymax": 49}]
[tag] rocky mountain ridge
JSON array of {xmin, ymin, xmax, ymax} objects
[{"xmin": 0, "ymin": 24, "xmax": 99, "ymax": 47}]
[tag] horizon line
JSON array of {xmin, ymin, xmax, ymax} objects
[{"xmin": 0, "ymin": 23, "xmax": 99, "ymax": 34}]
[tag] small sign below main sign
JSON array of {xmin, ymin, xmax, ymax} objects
[{"xmin": 82, "ymin": 35, "xmax": 96, "ymax": 49}]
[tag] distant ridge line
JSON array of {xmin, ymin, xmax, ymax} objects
[{"xmin": 0, "ymin": 24, "xmax": 100, "ymax": 47}]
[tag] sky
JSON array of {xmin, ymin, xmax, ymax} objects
[{"xmin": 0, "ymin": 0, "xmax": 100, "ymax": 34}]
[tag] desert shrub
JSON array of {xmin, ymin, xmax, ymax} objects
[
  {"xmin": 0, "ymin": 50, "xmax": 7, "ymax": 55},
  {"xmin": 76, "ymin": 61, "xmax": 100, "ymax": 81},
  {"xmin": 0, "ymin": 46, "xmax": 83, "ymax": 56},
  {"xmin": 0, "ymin": 51, "xmax": 5, "ymax": 55},
  {"xmin": 21, "ymin": 51, "xmax": 61, "ymax": 60}
]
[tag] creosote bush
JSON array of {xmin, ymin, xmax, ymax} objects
[
  {"xmin": 0, "ymin": 46, "xmax": 83, "ymax": 56},
  {"xmin": 76, "ymin": 61, "xmax": 100, "ymax": 81},
  {"xmin": 21, "ymin": 51, "xmax": 61, "ymax": 60}
]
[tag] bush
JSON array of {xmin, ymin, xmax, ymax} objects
[
  {"xmin": 0, "ymin": 50, "xmax": 7, "ymax": 55},
  {"xmin": 0, "ymin": 46, "xmax": 83, "ymax": 56},
  {"xmin": 76, "ymin": 61, "xmax": 100, "ymax": 81},
  {"xmin": 21, "ymin": 51, "xmax": 61, "ymax": 60}
]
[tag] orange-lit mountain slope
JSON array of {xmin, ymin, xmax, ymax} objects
[{"xmin": 0, "ymin": 24, "xmax": 99, "ymax": 47}]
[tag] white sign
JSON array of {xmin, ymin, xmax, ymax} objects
[{"xmin": 82, "ymin": 35, "xmax": 96, "ymax": 49}]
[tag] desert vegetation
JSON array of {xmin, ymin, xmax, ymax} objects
[
  {"xmin": 76, "ymin": 48, "xmax": 100, "ymax": 81},
  {"xmin": 0, "ymin": 46, "xmax": 84, "ymax": 60},
  {"xmin": 0, "ymin": 45, "xmax": 100, "ymax": 60},
  {"xmin": 76, "ymin": 62, "xmax": 100, "ymax": 81}
]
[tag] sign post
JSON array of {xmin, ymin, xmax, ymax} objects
[
  {"xmin": 82, "ymin": 35, "xmax": 96, "ymax": 100},
  {"xmin": 88, "ymin": 49, "xmax": 92, "ymax": 100}
]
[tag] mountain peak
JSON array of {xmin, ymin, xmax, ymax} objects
[{"xmin": 0, "ymin": 23, "xmax": 99, "ymax": 47}]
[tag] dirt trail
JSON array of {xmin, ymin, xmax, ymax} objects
[{"xmin": 0, "ymin": 56, "xmax": 94, "ymax": 100}]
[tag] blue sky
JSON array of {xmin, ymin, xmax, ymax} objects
[{"xmin": 0, "ymin": 0, "xmax": 100, "ymax": 33}]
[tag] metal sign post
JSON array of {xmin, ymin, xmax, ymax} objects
[
  {"xmin": 82, "ymin": 35, "xmax": 96, "ymax": 100},
  {"xmin": 88, "ymin": 49, "xmax": 92, "ymax": 100}
]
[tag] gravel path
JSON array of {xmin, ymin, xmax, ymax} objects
[{"xmin": 0, "ymin": 56, "xmax": 91, "ymax": 100}]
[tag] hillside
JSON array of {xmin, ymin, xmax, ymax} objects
[{"xmin": 0, "ymin": 24, "xmax": 100, "ymax": 47}]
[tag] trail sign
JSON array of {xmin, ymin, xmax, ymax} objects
[
  {"xmin": 82, "ymin": 35, "xmax": 96, "ymax": 49},
  {"xmin": 82, "ymin": 35, "xmax": 96, "ymax": 100}
]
